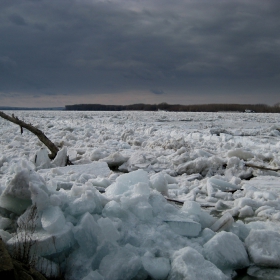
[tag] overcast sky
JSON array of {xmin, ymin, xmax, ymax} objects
[{"xmin": 1, "ymin": 0, "xmax": 280, "ymax": 107}]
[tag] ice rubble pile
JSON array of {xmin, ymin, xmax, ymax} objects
[
  {"xmin": 1, "ymin": 159, "xmax": 280, "ymax": 280},
  {"xmin": 1, "ymin": 111, "xmax": 280, "ymax": 183},
  {"xmin": 1, "ymin": 111, "xmax": 280, "ymax": 279}
]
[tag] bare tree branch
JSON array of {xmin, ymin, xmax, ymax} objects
[{"xmin": 0, "ymin": 111, "xmax": 72, "ymax": 165}]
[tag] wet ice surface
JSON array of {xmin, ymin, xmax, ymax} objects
[{"xmin": 1, "ymin": 111, "xmax": 280, "ymax": 279}]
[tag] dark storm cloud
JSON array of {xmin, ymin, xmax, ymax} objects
[
  {"xmin": 8, "ymin": 14, "xmax": 27, "ymax": 26},
  {"xmin": 151, "ymin": 89, "xmax": 165, "ymax": 95},
  {"xmin": 0, "ymin": 0, "xmax": 280, "ymax": 104}
]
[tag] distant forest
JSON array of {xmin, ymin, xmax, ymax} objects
[{"xmin": 65, "ymin": 103, "xmax": 280, "ymax": 113}]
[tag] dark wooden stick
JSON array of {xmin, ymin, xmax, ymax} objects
[
  {"xmin": 0, "ymin": 111, "xmax": 72, "ymax": 164},
  {"xmin": 245, "ymin": 163, "xmax": 280, "ymax": 172},
  {"xmin": 165, "ymin": 197, "xmax": 184, "ymax": 205}
]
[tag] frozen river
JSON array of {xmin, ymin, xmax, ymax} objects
[{"xmin": 1, "ymin": 111, "xmax": 280, "ymax": 279}]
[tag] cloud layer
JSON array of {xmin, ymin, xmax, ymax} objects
[{"xmin": 1, "ymin": 0, "xmax": 280, "ymax": 106}]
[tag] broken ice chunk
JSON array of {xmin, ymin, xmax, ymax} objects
[
  {"xmin": 67, "ymin": 189, "xmax": 103, "ymax": 217},
  {"xmin": 91, "ymin": 241, "xmax": 118, "ymax": 271},
  {"xmin": 29, "ymin": 182, "xmax": 50, "ymax": 211},
  {"xmin": 203, "ymin": 231, "xmax": 249, "ymax": 271},
  {"xmin": 82, "ymin": 271, "xmax": 104, "ymax": 280},
  {"xmin": 52, "ymin": 147, "xmax": 68, "ymax": 167},
  {"xmin": 39, "ymin": 162, "xmax": 111, "ymax": 178},
  {"xmin": 34, "ymin": 256, "xmax": 60, "ymax": 278},
  {"xmin": 41, "ymin": 206, "xmax": 66, "ymax": 234},
  {"xmin": 234, "ymin": 197, "xmax": 262, "ymax": 210},
  {"xmin": 98, "ymin": 246, "xmax": 142, "ymax": 280},
  {"xmin": 117, "ymin": 169, "xmax": 150, "ymax": 187},
  {"xmin": 98, "ymin": 217, "xmax": 120, "ymax": 242},
  {"xmin": 207, "ymin": 177, "xmax": 239, "ymax": 197},
  {"xmin": 1, "ymin": 168, "xmax": 49, "ymax": 213},
  {"xmin": 34, "ymin": 148, "xmax": 51, "ymax": 170},
  {"xmin": 215, "ymin": 200, "xmax": 231, "ymax": 211},
  {"xmin": 89, "ymin": 177, "xmax": 111, "ymax": 188},
  {"xmin": 210, "ymin": 212, "xmax": 234, "ymax": 232},
  {"xmin": 142, "ymin": 256, "xmax": 170, "ymax": 280},
  {"xmin": 229, "ymin": 220, "xmax": 250, "ymax": 242},
  {"xmin": 245, "ymin": 230, "xmax": 280, "ymax": 267},
  {"xmin": 3, "ymin": 169, "xmax": 46, "ymax": 200},
  {"xmin": 185, "ymin": 173, "xmax": 202, "ymax": 181},
  {"xmin": 164, "ymin": 216, "xmax": 201, "ymax": 237},
  {"xmin": 132, "ymin": 201, "xmax": 153, "ymax": 221},
  {"xmin": 150, "ymin": 172, "xmax": 169, "ymax": 196},
  {"xmin": 247, "ymin": 266, "xmax": 280, "ymax": 279},
  {"xmin": 73, "ymin": 212, "xmax": 101, "ymax": 256},
  {"xmin": 100, "ymin": 152, "xmax": 128, "ymax": 169},
  {"xmin": 169, "ymin": 247, "xmax": 228, "ymax": 280},
  {"xmin": 164, "ymin": 173, "xmax": 178, "ymax": 184},
  {"xmin": 0, "ymin": 229, "xmax": 12, "ymax": 242},
  {"xmin": 227, "ymin": 148, "xmax": 254, "ymax": 160},
  {"xmin": 102, "ymin": 201, "xmax": 128, "ymax": 220},
  {"xmin": 224, "ymin": 207, "xmax": 240, "ymax": 218},
  {"xmin": 90, "ymin": 148, "xmax": 108, "ymax": 161},
  {"xmin": 106, "ymin": 169, "xmax": 149, "ymax": 197},
  {"xmin": 238, "ymin": 205, "xmax": 254, "ymax": 218},
  {"xmin": 0, "ymin": 195, "xmax": 31, "ymax": 215},
  {"xmin": 181, "ymin": 201, "xmax": 216, "ymax": 229},
  {"xmin": 7, "ymin": 223, "xmax": 75, "ymax": 257},
  {"xmin": 0, "ymin": 216, "xmax": 12, "ymax": 230}
]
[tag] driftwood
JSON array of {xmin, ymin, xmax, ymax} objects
[
  {"xmin": 0, "ymin": 111, "xmax": 72, "ymax": 165},
  {"xmin": 165, "ymin": 197, "xmax": 184, "ymax": 205},
  {"xmin": 245, "ymin": 163, "xmax": 280, "ymax": 172}
]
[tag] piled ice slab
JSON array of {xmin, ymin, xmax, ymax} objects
[{"xmin": 3, "ymin": 158, "xmax": 280, "ymax": 279}]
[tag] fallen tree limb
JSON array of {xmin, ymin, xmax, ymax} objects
[
  {"xmin": 0, "ymin": 111, "xmax": 72, "ymax": 165},
  {"xmin": 245, "ymin": 163, "xmax": 280, "ymax": 172}
]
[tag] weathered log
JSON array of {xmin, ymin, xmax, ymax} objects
[{"xmin": 0, "ymin": 111, "xmax": 72, "ymax": 165}]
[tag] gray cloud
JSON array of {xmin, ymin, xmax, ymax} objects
[
  {"xmin": 0, "ymin": 0, "xmax": 280, "ymax": 105},
  {"xmin": 8, "ymin": 14, "xmax": 27, "ymax": 26},
  {"xmin": 151, "ymin": 89, "xmax": 165, "ymax": 95}
]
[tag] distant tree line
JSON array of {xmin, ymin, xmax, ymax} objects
[
  {"xmin": 0, "ymin": 106, "xmax": 64, "ymax": 111},
  {"xmin": 65, "ymin": 103, "xmax": 280, "ymax": 113}
]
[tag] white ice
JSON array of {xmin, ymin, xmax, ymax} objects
[{"xmin": 1, "ymin": 111, "xmax": 280, "ymax": 279}]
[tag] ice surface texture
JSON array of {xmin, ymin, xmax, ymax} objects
[{"xmin": 1, "ymin": 111, "xmax": 280, "ymax": 279}]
